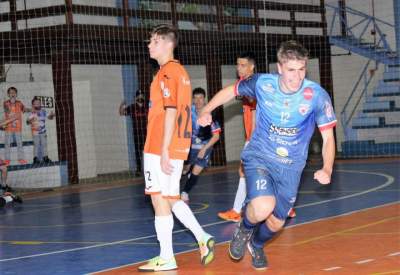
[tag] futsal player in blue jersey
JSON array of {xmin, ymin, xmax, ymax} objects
[
  {"xmin": 198, "ymin": 40, "xmax": 336, "ymax": 270},
  {"xmin": 181, "ymin": 87, "xmax": 221, "ymax": 202}
]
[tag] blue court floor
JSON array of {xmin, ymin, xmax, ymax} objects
[{"xmin": 0, "ymin": 159, "xmax": 399, "ymax": 274}]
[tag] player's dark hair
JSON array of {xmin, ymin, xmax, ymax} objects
[
  {"xmin": 32, "ymin": 96, "xmax": 40, "ymax": 105},
  {"xmin": 193, "ymin": 87, "xmax": 206, "ymax": 97},
  {"xmin": 238, "ymin": 51, "xmax": 256, "ymax": 66},
  {"xmin": 7, "ymin": 86, "xmax": 17, "ymax": 95},
  {"xmin": 150, "ymin": 24, "xmax": 178, "ymax": 48}
]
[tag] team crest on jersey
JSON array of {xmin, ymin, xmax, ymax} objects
[
  {"xmin": 261, "ymin": 83, "xmax": 275, "ymax": 93},
  {"xmin": 303, "ymin": 87, "xmax": 313, "ymax": 100},
  {"xmin": 276, "ymin": 147, "xmax": 289, "ymax": 157},
  {"xmin": 324, "ymin": 101, "xmax": 333, "ymax": 118},
  {"xmin": 298, "ymin": 104, "xmax": 310, "ymax": 115}
]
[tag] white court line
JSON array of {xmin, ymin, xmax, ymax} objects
[
  {"xmin": 0, "ymin": 169, "xmax": 397, "ymax": 267},
  {"xmin": 355, "ymin": 258, "xmax": 375, "ymax": 264},
  {"xmin": 323, "ymin": 266, "xmax": 342, "ymax": 271},
  {"xmin": 295, "ymin": 169, "xmax": 394, "ymax": 209},
  {"xmin": 388, "ymin": 251, "xmax": 400, "ymax": 257}
]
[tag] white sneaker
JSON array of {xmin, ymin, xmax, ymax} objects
[{"xmin": 181, "ymin": 191, "xmax": 189, "ymax": 202}]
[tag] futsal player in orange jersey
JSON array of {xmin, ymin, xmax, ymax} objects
[
  {"xmin": 217, "ymin": 53, "xmax": 296, "ymax": 222},
  {"xmin": 138, "ymin": 24, "xmax": 215, "ymax": 272}
]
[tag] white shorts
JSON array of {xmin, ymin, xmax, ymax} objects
[{"xmin": 143, "ymin": 153, "xmax": 184, "ymax": 198}]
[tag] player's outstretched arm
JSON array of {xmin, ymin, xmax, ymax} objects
[
  {"xmin": 314, "ymin": 128, "xmax": 335, "ymax": 185},
  {"xmin": 198, "ymin": 84, "xmax": 236, "ymax": 126}
]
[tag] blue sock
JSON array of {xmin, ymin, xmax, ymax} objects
[
  {"xmin": 242, "ymin": 213, "xmax": 257, "ymax": 230},
  {"xmin": 252, "ymin": 223, "xmax": 276, "ymax": 248}
]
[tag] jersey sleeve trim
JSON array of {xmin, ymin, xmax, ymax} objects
[{"xmin": 318, "ymin": 120, "xmax": 337, "ymax": 131}]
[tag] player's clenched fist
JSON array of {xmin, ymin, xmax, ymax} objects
[{"xmin": 313, "ymin": 169, "xmax": 331, "ymax": 185}]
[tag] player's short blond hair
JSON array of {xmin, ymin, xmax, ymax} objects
[{"xmin": 277, "ymin": 40, "xmax": 309, "ymax": 64}]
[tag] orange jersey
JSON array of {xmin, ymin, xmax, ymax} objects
[
  {"xmin": 242, "ymin": 96, "xmax": 256, "ymax": 141},
  {"xmin": 3, "ymin": 100, "xmax": 25, "ymax": 132},
  {"xmin": 144, "ymin": 60, "xmax": 192, "ymax": 160}
]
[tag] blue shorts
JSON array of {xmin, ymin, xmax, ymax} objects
[
  {"xmin": 186, "ymin": 147, "xmax": 213, "ymax": 168},
  {"xmin": 242, "ymin": 153, "xmax": 302, "ymax": 220}
]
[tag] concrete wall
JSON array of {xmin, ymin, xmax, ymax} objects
[{"xmin": 71, "ymin": 65, "xmax": 129, "ymax": 177}]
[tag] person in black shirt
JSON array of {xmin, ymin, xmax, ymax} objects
[{"xmin": 119, "ymin": 90, "xmax": 148, "ymax": 176}]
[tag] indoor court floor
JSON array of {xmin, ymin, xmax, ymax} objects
[{"xmin": 1, "ymin": 159, "xmax": 399, "ymax": 274}]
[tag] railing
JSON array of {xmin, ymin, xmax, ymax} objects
[
  {"xmin": 0, "ymin": 0, "xmax": 326, "ymax": 35},
  {"xmin": 326, "ymin": 3, "xmax": 395, "ymax": 55},
  {"xmin": 340, "ymin": 59, "xmax": 375, "ymax": 139}
]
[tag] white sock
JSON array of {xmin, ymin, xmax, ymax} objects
[
  {"xmin": 233, "ymin": 177, "xmax": 247, "ymax": 213},
  {"xmin": 155, "ymin": 215, "xmax": 174, "ymax": 260},
  {"xmin": 172, "ymin": 200, "xmax": 205, "ymax": 242},
  {"xmin": 3, "ymin": 196, "xmax": 12, "ymax": 203}
]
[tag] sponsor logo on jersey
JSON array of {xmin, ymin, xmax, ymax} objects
[
  {"xmin": 276, "ymin": 157, "xmax": 293, "ymax": 165},
  {"xmin": 257, "ymin": 168, "xmax": 267, "ymax": 176},
  {"xmin": 261, "ymin": 83, "xmax": 275, "ymax": 93},
  {"xmin": 181, "ymin": 76, "xmax": 191, "ymax": 85},
  {"xmin": 264, "ymin": 100, "xmax": 273, "ymax": 108},
  {"xmin": 303, "ymin": 87, "xmax": 313, "ymax": 100},
  {"xmin": 269, "ymin": 124, "xmax": 298, "ymax": 136},
  {"xmin": 269, "ymin": 136, "xmax": 299, "ymax": 146},
  {"xmin": 163, "ymin": 88, "xmax": 170, "ymax": 98},
  {"xmin": 298, "ymin": 104, "xmax": 310, "ymax": 115},
  {"xmin": 324, "ymin": 101, "xmax": 333, "ymax": 118},
  {"xmin": 276, "ymin": 147, "xmax": 289, "ymax": 157}
]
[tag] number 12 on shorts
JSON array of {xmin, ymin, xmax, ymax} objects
[{"xmin": 256, "ymin": 179, "xmax": 267, "ymax": 190}]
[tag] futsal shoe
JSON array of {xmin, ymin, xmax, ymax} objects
[
  {"xmin": 218, "ymin": 209, "xmax": 241, "ymax": 222},
  {"xmin": 4, "ymin": 192, "xmax": 23, "ymax": 204},
  {"xmin": 138, "ymin": 256, "xmax": 177, "ymax": 272},
  {"xmin": 1, "ymin": 184, "xmax": 14, "ymax": 192},
  {"xmin": 199, "ymin": 233, "xmax": 215, "ymax": 265},
  {"xmin": 247, "ymin": 240, "xmax": 268, "ymax": 270},
  {"xmin": 288, "ymin": 208, "xmax": 296, "ymax": 218},
  {"xmin": 229, "ymin": 221, "xmax": 254, "ymax": 261}
]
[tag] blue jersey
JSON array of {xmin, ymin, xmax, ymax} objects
[
  {"xmin": 236, "ymin": 73, "xmax": 336, "ymax": 171},
  {"xmin": 191, "ymin": 105, "xmax": 221, "ymax": 149}
]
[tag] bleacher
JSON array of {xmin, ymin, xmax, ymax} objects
[{"xmin": 342, "ymin": 65, "xmax": 400, "ymax": 157}]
